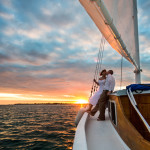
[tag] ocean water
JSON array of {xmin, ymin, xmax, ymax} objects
[{"xmin": 0, "ymin": 104, "xmax": 81, "ymax": 150}]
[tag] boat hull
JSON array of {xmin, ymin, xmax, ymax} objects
[{"xmin": 109, "ymin": 91, "xmax": 150, "ymax": 150}]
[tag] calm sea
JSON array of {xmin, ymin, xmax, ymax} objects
[{"xmin": 0, "ymin": 104, "xmax": 81, "ymax": 150}]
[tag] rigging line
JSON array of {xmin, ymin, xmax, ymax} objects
[
  {"xmin": 96, "ymin": 36, "xmax": 105, "ymax": 77},
  {"xmin": 96, "ymin": 38, "xmax": 103, "ymax": 76},
  {"xmin": 93, "ymin": 40, "xmax": 102, "ymax": 80},
  {"xmin": 95, "ymin": 36, "xmax": 106, "ymax": 92},
  {"xmin": 94, "ymin": 38, "xmax": 103, "ymax": 80},
  {"xmin": 120, "ymin": 56, "xmax": 123, "ymax": 90},
  {"xmin": 95, "ymin": 45, "xmax": 101, "ymax": 85},
  {"xmin": 90, "ymin": 36, "xmax": 103, "ymax": 96},
  {"xmin": 95, "ymin": 37, "xmax": 103, "ymax": 77},
  {"xmin": 95, "ymin": 37, "xmax": 104, "ymax": 90},
  {"xmin": 93, "ymin": 54, "xmax": 102, "ymax": 92},
  {"xmin": 96, "ymin": 36, "xmax": 104, "ymax": 90},
  {"xmin": 96, "ymin": 36, "xmax": 105, "ymax": 87},
  {"xmin": 90, "ymin": 49, "xmax": 100, "ymax": 96},
  {"xmin": 97, "ymin": 36, "xmax": 105, "ymax": 82},
  {"xmin": 99, "ymin": 36, "xmax": 105, "ymax": 71}
]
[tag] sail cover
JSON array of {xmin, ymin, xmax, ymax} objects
[{"xmin": 79, "ymin": 0, "xmax": 140, "ymax": 70}]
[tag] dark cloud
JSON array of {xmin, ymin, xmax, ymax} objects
[
  {"xmin": 11, "ymin": 0, "xmax": 43, "ymax": 22},
  {"xmin": 0, "ymin": 52, "xmax": 11, "ymax": 63},
  {"xmin": 26, "ymin": 50, "xmax": 48, "ymax": 59}
]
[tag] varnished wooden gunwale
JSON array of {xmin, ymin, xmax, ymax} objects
[{"xmin": 109, "ymin": 94, "xmax": 150, "ymax": 150}]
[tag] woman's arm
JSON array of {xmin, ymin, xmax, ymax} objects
[{"xmin": 93, "ymin": 79, "xmax": 99, "ymax": 85}]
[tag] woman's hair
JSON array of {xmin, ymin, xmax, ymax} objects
[{"xmin": 100, "ymin": 69, "xmax": 106, "ymax": 76}]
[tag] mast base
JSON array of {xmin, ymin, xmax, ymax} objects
[{"xmin": 134, "ymin": 69, "xmax": 142, "ymax": 84}]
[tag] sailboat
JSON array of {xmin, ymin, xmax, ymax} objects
[{"xmin": 73, "ymin": 0, "xmax": 150, "ymax": 150}]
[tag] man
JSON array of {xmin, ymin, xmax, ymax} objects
[{"xmin": 90, "ymin": 70, "xmax": 115, "ymax": 121}]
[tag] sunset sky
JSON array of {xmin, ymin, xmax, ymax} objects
[{"xmin": 0, "ymin": 0, "xmax": 150, "ymax": 104}]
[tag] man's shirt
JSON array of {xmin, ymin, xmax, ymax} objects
[{"xmin": 104, "ymin": 74, "xmax": 115, "ymax": 91}]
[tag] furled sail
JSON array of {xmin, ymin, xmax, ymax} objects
[{"xmin": 79, "ymin": 0, "xmax": 140, "ymax": 70}]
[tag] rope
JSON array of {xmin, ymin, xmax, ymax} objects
[
  {"xmin": 95, "ymin": 37, "xmax": 105, "ymax": 91},
  {"xmin": 90, "ymin": 36, "xmax": 105, "ymax": 97},
  {"xmin": 120, "ymin": 56, "xmax": 123, "ymax": 90}
]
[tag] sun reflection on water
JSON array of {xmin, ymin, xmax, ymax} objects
[{"xmin": 0, "ymin": 104, "xmax": 80, "ymax": 149}]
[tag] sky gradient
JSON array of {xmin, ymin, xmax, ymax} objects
[{"xmin": 0, "ymin": 0, "xmax": 150, "ymax": 104}]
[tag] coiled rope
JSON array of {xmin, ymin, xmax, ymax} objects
[{"xmin": 90, "ymin": 36, "xmax": 105, "ymax": 97}]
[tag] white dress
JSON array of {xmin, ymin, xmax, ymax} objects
[{"xmin": 89, "ymin": 79, "xmax": 106, "ymax": 106}]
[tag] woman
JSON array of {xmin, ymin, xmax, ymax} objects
[{"xmin": 86, "ymin": 69, "xmax": 106, "ymax": 112}]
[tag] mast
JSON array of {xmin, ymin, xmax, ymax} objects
[{"xmin": 133, "ymin": 0, "xmax": 141, "ymax": 84}]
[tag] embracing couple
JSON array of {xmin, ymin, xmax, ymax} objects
[{"xmin": 86, "ymin": 69, "xmax": 115, "ymax": 121}]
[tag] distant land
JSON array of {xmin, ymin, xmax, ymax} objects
[{"xmin": 14, "ymin": 103, "xmax": 81, "ymax": 105}]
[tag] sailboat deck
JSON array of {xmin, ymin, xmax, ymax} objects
[{"xmin": 85, "ymin": 110, "xmax": 130, "ymax": 150}]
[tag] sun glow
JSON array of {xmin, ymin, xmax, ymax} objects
[
  {"xmin": 0, "ymin": 93, "xmax": 22, "ymax": 98},
  {"xmin": 75, "ymin": 99, "xmax": 88, "ymax": 104},
  {"xmin": 0, "ymin": 92, "xmax": 89, "ymax": 105}
]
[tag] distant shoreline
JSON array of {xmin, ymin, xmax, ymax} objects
[
  {"xmin": 13, "ymin": 103, "xmax": 81, "ymax": 105},
  {"xmin": 0, "ymin": 103, "xmax": 87, "ymax": 106}
]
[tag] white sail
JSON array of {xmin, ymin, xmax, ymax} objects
[{"xmin": 79, "ymin": 0, "xmax": 140, "ymax": 71}]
